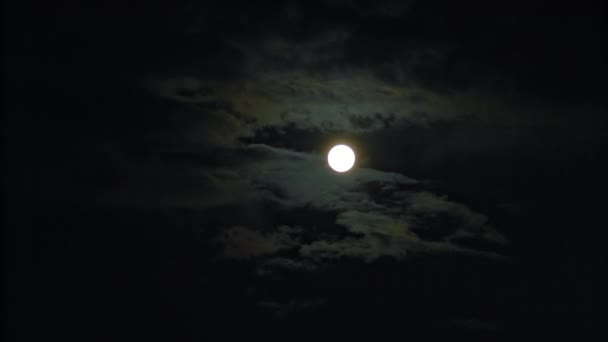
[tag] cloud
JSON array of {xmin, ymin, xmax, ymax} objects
[
  {"xmin": 214, "ymin": 225, "xmax": 298, "ymax": 260},
  {"xmin": 299, "ymin": 237, "xmax": 389, "ymax": 262},
  {"xmin": 94, "ymin": 160, "xmax": 262, "ymax": 208},
  {"xmin": 228, "ymin": 28, "xmax": 351, "ymax": 71},
  {"xmin": 211, "ymin": 144, "xmax": 508, "ymax": 263},
  {"xmin": 257, "ymin": 298, "xmax": 325, "ymax": 318},
  {"xmin": 255, "ymin": 257, "xmax": 318, "ymax": 276},
  {"xmin": 348, "ymin": 112, "xmax": 396, "ymax": 130},
  {"xmin": 243, "ymin": 143, "xmax": 418, "ymax": 210},
  {"xmin": 144, "ymin": 64, "xmax": 560, "ymax": 154},
  {"xmin": 95, "ymin": 132, "xmax": 508, "ymax": 263},
  {"xmin": 432, "ymin": 317, "xmax": 501, "ymax": 332},
  {"xmin": 138, "ymin": 1, "xmax": 595, "ymax": 150},
  {"xmin": 325, "ymin": 0, "xmax": 414, "ymax": 17}
]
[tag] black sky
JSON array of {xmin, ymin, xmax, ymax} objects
[{"xmin": 3, "ymin": 0, "xmax": 607, "ymax": 340}]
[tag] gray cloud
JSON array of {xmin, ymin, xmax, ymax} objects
[
  {"xmin": 211, "ymin": 144, "xmax": 507, "ymax": 263},
  {"xmin": 227, "ymin": 28, "xmax": 351, "ymax": 71},
  {"xmin": 214, "ymin": 225, "xmax": 299, "ymax": 260},
  {"xmin": 255, "ymin": 257, "xmax": 318, "ymax": 276},
  {"xmin": 144, "ymin": 64, "xmax": 567, "ymax": 153},
  {"xmin": 243, "ymin": 143, "xmax": 418, "ymax": 210}
]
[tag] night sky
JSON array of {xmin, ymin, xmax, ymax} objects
[{"xmin": 3, "ymin": 0, "xmax": 606, "ymax": 340}]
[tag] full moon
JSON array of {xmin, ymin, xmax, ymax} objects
[{"xmin": 327, "ymin": 144, "xmax": 355, "ymax": 172}]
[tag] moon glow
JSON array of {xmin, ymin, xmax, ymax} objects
[{"xmin": 327, "ymin": 144, "xmax": 356, "ymax": 172}]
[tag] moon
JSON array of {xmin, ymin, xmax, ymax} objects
[{"xmin": 327, "ymin": 144, "xmax": 355, "ymax": 172}]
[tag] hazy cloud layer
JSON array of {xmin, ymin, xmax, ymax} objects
[
  {"xmin": 58, "ymin": 0, "xmax": 599, "ymax": 278},
  {"xmin": 210, "ymin": 144, "xmax": 507, "ymax": 264},
  {"xmin": 146, "ymin": 69, "xmax": 557, "ymax": 149}
]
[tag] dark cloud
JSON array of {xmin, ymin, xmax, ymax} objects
[
  {"xmin": 227, "ymin": 28, "xmax": 352, "ymax": 71},
  {"xmin": 326, "ymin": 0, "xmax": 415, "ymax": 17},
  {"xmin": 255, "ymin": 257, "xmax": 318, "ymax": 275},
  {"xmin": 432, "ymin": 317, "xmax": 501, "ymax": 333},
  {"xmin": 208, "ymin": 144, "xmax": 507, "ymax": 264},
  {"xmin": 214, "ymin": 225, "xmax": 299, "ymax": 260},
  {"xmin": 4, "ymin": 0, "xmax": 604, "ymax": 339},
  {"xmin": 348, "ymin": 112, "xmax": 396, "ymax": 130},
  {"xmin": 257, "ymin": 298, "xmax": 325, "ymax": 318}
]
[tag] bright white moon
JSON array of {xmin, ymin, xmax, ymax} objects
[{"xmin": 328, "ymin": 144, "xmax": 355, "ymax": 172}]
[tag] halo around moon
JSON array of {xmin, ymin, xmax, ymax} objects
[{"xmin": 328, "ymin": 144, "xmax": 355, "ymax": 172}]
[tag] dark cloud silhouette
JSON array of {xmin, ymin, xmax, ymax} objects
[
  {"xmin": 208, "ymin": 144, "xmax": 507, "ymax": 263},
  {"xmin": 4, "ymin": 0, "xmax": 604, "ymax": 340}
]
